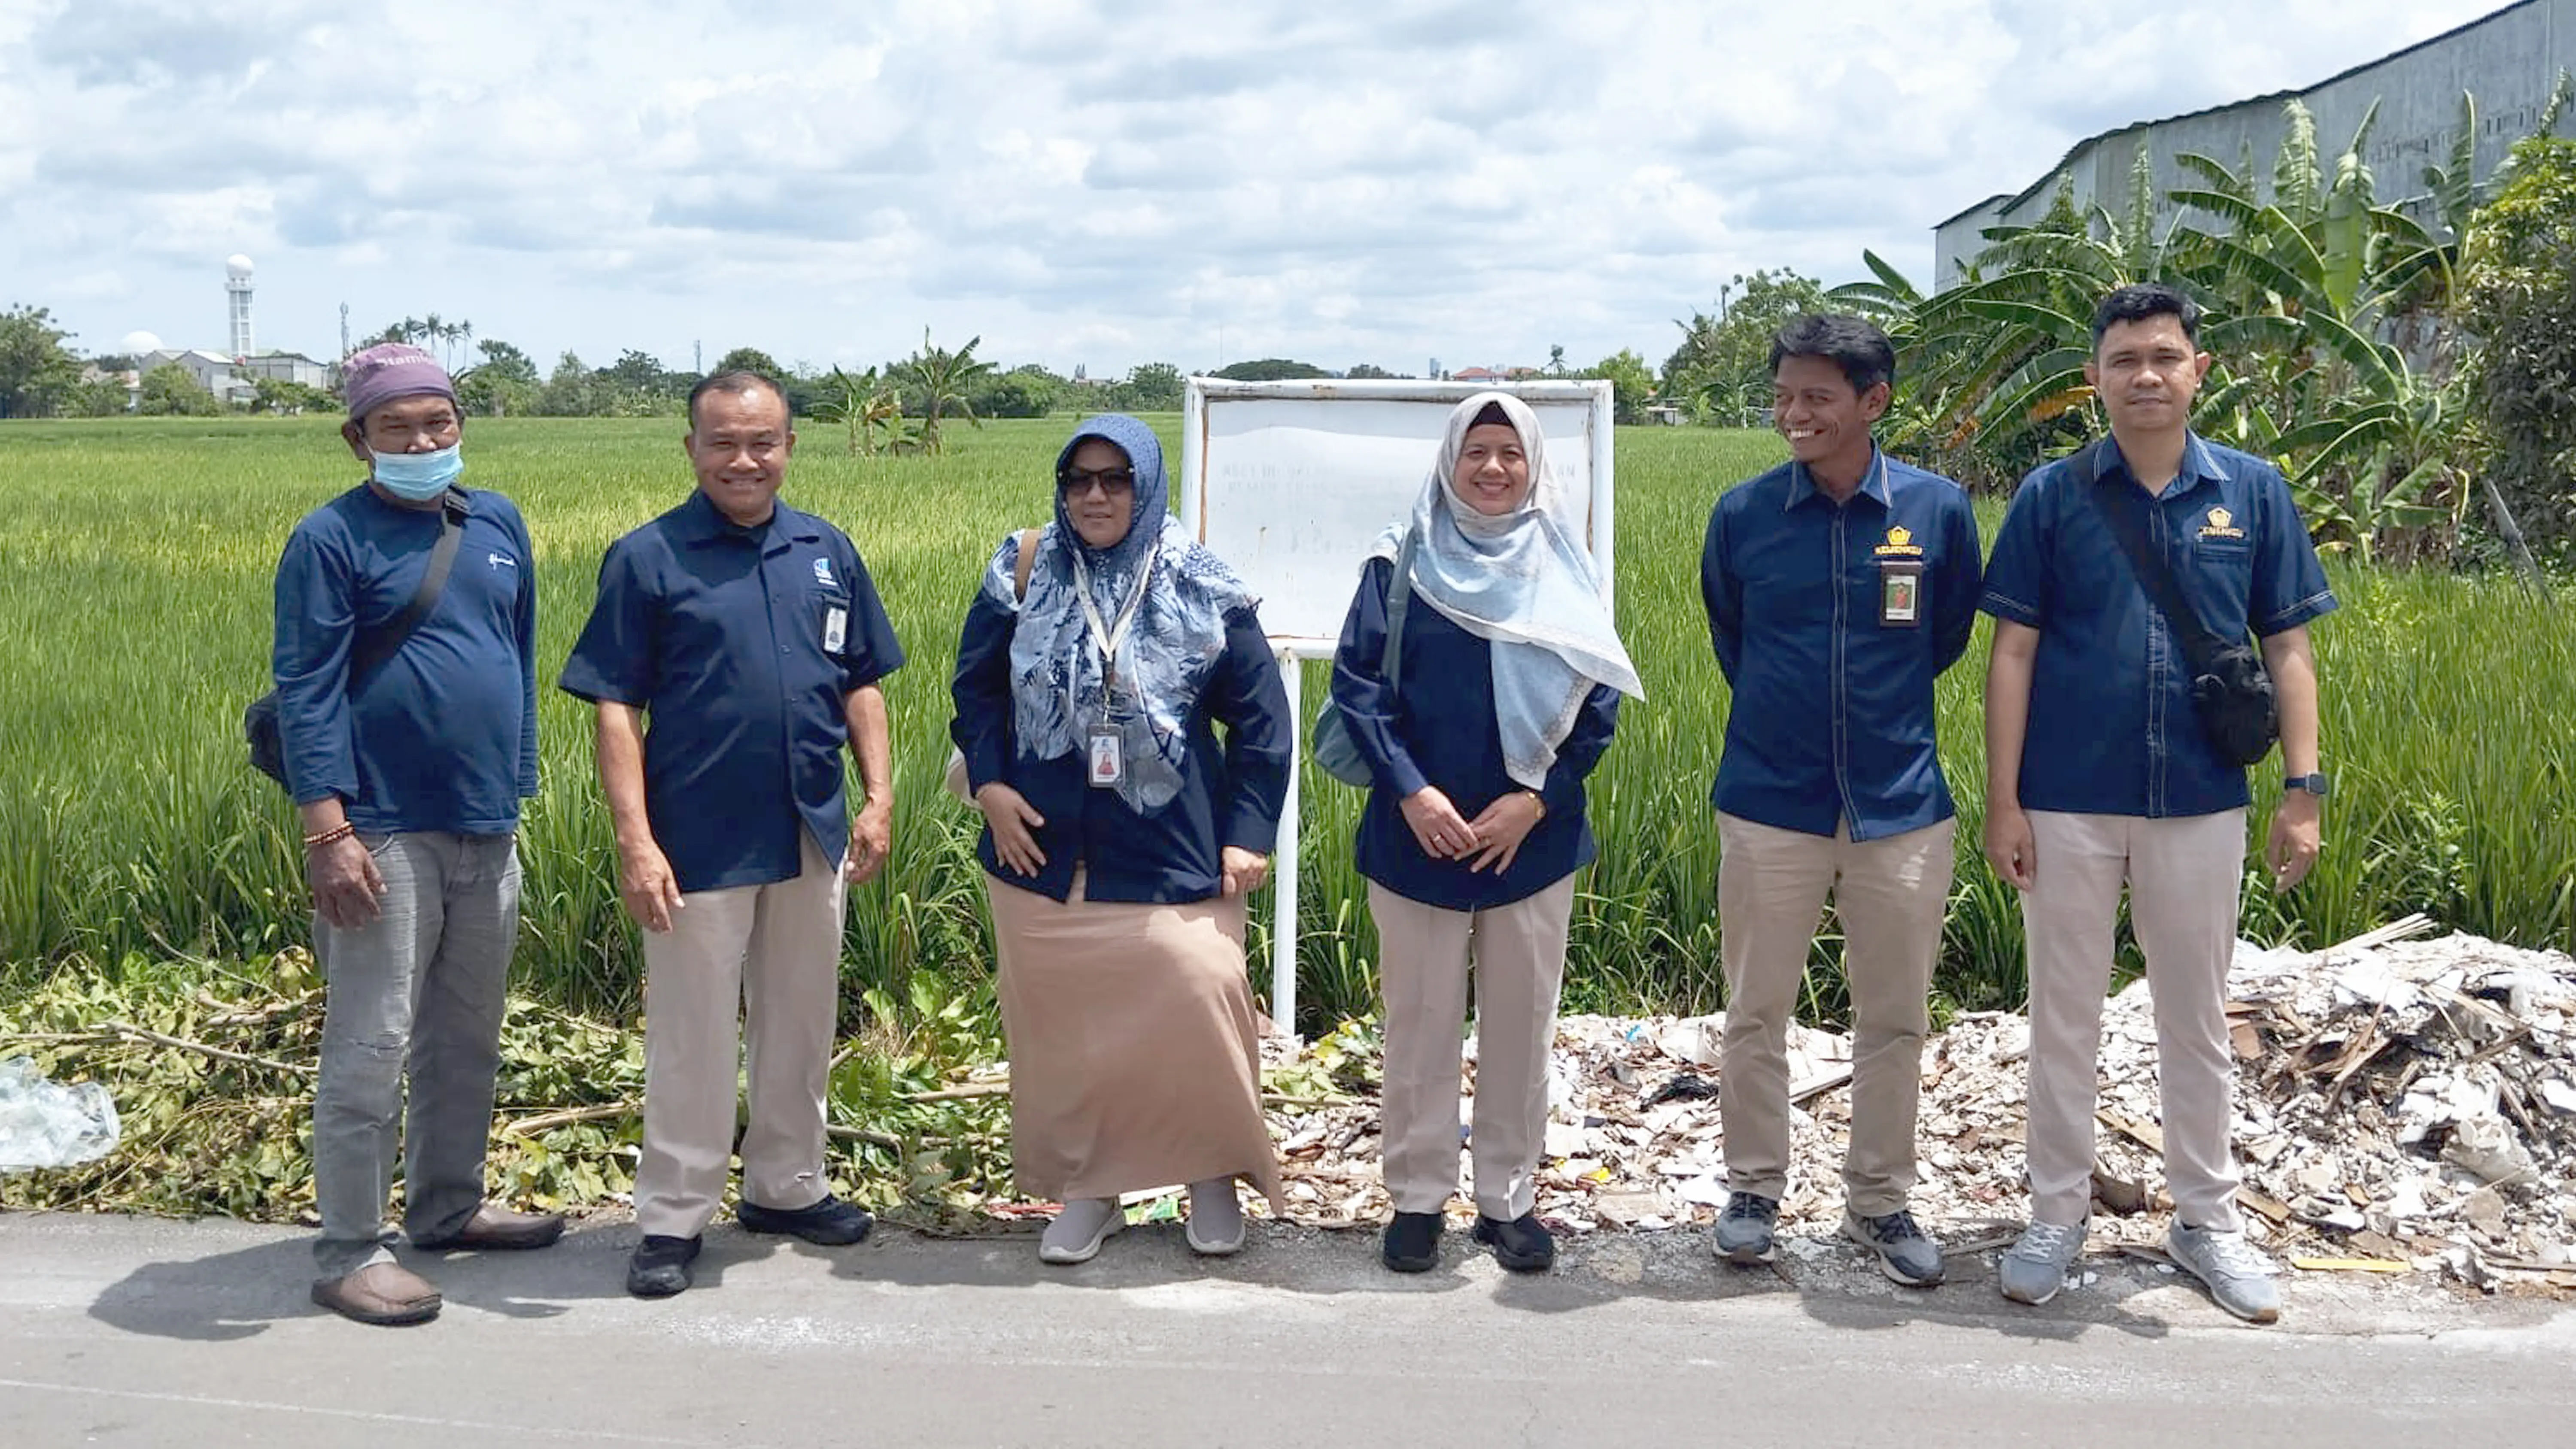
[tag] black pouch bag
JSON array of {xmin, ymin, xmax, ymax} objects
[
  {"xmin": 246, "ymin": 488, "xmax": 468, "ymax": 788},
  {"xmin": 2074, "ymin": 441, "xmax": 2278, "ymax": 767}
]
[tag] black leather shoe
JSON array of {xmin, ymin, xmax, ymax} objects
[
  {"xmin": 1473, "ymin": 1212, "xmax": 1556, "ymax": 1272},
  {"xmin": 626, "ymin": 1234, "xmax": 702, "ymax": 1297},
  {"xmin": 1381, "ymin": 1211, "xmax": 1443, "ymax": 1273},
  {"xmin": 738, "ymin": 1194, "xmax": 873, "ymax": 1246}
]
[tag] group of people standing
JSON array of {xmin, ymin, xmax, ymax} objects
[{"xmin": 271, "ymin": 276, "xmax": 2330, "ymax": 1331}]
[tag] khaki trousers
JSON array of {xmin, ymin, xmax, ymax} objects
[
  {"xmin": 1716, "ymin": 814, "xmax": 1954, "ymax": 1216},
  {"xmin": 2023, "ymin": 809, "xmax": 2245, "ymax": 1231},
  {"xmin": 635, "ymin": 832, "xmax": 845, "ymax": 1240},
  {"xmin": 1371, "ymin": 874, "xmax": 1575, "ymax": 1220}
]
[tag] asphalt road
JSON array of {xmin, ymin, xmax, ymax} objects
[{"xmin": 3, "ymin": 1212, "xmax": 2570, "ymax": 1447}]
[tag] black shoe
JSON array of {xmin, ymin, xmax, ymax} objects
[
  {"xmin": 1472, "ymin": 1212, "xmax": 1556, "ymax": 1272},
  {"xmin": 738, "ymin": 1194, "xmax": 873, "ymax": 1246},
  {"xmin": 1381, "ymin": 1211, "xmax": 1443, "ymax": 1273},
  {"xmin": 627, "ymin": 1234, "xmax": 702, "ymax": 1297}
]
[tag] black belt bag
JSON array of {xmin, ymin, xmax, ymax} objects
[{"xmin": 2074, "ymin": 441, "xmax": 2278, "ymax": 767}]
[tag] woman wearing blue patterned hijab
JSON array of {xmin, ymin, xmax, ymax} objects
[{"xmin": 949, "ymin": 413, "xmax": 1292, "ymax": 1267}]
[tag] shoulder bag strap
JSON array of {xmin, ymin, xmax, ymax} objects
[
  {"xmin": 1012, "ymin": 527, "xmax": 1040, "ymax": 602},
  {"xmin": 2079, "ymin": 441, "xmax": 2232, "ymax": 674},
  {"xmin": 349, "ymin": 486, "xmax": 469, "ymax": 686},
  {"xmin": 1379, "ymin": 527, "xmax": 1419, "ymax": 698}
]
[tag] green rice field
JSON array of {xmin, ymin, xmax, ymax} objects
[{"xmin": 1, "ymin": 414, "xmax": 2570, "ymax": 1034}]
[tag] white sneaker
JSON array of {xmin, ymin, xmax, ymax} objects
[
  {"xmin": 2166, "ymin": 1221, "xmax": 2281, "ymax": 1324},
  {"xmin": 1184, "ymin": 1178, "xmax": 1246, "ymax": 1256},
  {"xmin": 1038, "ymin": 1198, "xmax": 1123, "ymax": 1265},
  {"xmin": 1998, "ymin": 1219, "xmax": 2085, "ymax": 1305}
]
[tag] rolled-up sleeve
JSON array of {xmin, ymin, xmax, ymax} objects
[
  {"xmin": 273, "ymin": 526, "xmax": 358, "ymax": 806},
  {"xmin": 1328, "ymin": 557, "xmax": 1429, "ymax": 800},
  {"xmin": 1209, "ymin": 606, "xmax": 1292, "ymax": 854}
]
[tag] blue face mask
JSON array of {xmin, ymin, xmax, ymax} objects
[{"xmin": 371, "ymin": 443, "xmax": 463, "ymax": 500}]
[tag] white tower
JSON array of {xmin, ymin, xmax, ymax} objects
[{"xmin": 225, "ymin": 255, "xmax": 255, "ymax": 358}]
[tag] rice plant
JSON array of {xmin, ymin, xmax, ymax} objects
[{"xmin": 1, "ymin": 415, "xmax": 2569, "ymax": 1037}]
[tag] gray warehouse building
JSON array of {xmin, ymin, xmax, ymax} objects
[{"xmin": 1933, "ymin": 0, "xmax": 2573, "ymax": 288}]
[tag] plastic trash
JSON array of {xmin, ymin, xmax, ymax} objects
[{"xmin": 0, "ymin": 1056, "xmax": 122, "ymax": 1172}]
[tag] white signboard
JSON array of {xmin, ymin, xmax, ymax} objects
[
  {"xmin": 1179, "ymin": 379, "xmax": 1617, "ymax": 652},
  {"xmin": 1176, "ymin": 377, "xmax": 1618, "ymax": 1040}
]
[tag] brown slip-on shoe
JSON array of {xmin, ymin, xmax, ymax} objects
[
  {"xmin": 310, "ymin": 1262, "xmax": 443, "ymax": 1326},
  {"xmin": 412, "ymin": 1203, "xmax": 567, "ymax": 1252}
]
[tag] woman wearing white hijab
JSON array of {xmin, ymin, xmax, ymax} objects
[
  {"xmin": 951, "ymin": 414, "xmax": 1292, "ymax": 1265},
  {"xmin": 1329, "ymin": 392, "xmax": 1643, "ymax": 1273}
]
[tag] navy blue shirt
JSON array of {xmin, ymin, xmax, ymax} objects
[
  {"xmin": 1331, "ymin": 556, "xmax": 1622, "ymax": 911},
  {"xmin": 1701, "ymin": 449, "xmax": 1982, "ymax": 840},
  {"xmin": 1980, "ymin": 433, "xmax": 2336, "ymax": 818},
  {"xmin": 559, "ymin": 492, "xmax": 903, "ymax": 894},
  {"xmin": 273, "ymin": 484, "xmax": 537, "ymax": 835},
  {"xmin": 949, "ymin": 582, "xmax": 1292, "ymax": 905}
]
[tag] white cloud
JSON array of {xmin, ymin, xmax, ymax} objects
[{"xmin": 0, "ymin": 0, "xmax": 2513, "ymax": 373}]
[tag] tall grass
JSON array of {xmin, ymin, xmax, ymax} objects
[{"xmin": 2, "ymin": 415, "xmax": 2570, "ymax": 1033}]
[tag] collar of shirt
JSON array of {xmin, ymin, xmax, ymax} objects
[
  {"xmin": 2096, "ymin": 431, "xmax": 2227, "ymax": 501},
  {"xmin": 1782, "ymin": 446, "xmax": 1890, "ymax": 512},
  {"xmin": 671, "ymin": 489, "xmax": 823, "ymax": 552}
]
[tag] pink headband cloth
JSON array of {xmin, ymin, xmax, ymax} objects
[{"xmin": 342, "ymin": 343, "xmax": 456, "ymax": 423}]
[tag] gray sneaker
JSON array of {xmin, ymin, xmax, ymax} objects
[
  {"xmin": 2166, "ymin": 1221, "xmax": 2281, "ymax": 1324},
  {"xmin": 1998, "ymin": 1219, "xmax": 2084, "ymax": 1305},
  {"xmin": 1845, "ymin": 1207, "xmax": 1944, "ymax": 1287},
  {"xmin": 1712, "ymin": 1191, "xmax": 1779, "ymax": 1265}
]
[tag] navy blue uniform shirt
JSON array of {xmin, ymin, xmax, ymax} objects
[
  {"xmin": 559, "ymin": 492, "xmax": 903, "ymax": 894},
  {"xmin": 1701, "ymin": 449, "xmax": 1982, "ymax": 840},
  {"xmin": 273, "ymin": 484, "xmax": 537, "ymax": 834},
  {"xmin": 1980, "ymin": 433, "xmax": 2336, "ymax": 818},
  {"xmin": 1331, "ymin": 556, "xmax": 1622, "ymax": 911},
  {"xmin": 949, "ymin": 567, "xmax": 1292, "ymax": 905}
]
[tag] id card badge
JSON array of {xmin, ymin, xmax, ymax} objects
[
  {"xmin": 1879, "ymin": 559, "xmax": 1924, "ymax": 627},
  {"xmin": 823, "ymin": 607, "xmax": 848, "ymax": 653},
  {"xmin": 1087, "ymin": 729, "xmax": 1124, "ymax": 787}
]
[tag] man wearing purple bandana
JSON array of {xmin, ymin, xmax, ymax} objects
[{"xmin": 271, "ymin": 343, "xmax": 561, "ymax": 1325}]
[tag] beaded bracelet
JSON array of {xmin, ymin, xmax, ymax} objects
[{"xmin": 303, "ymin": 822, "xmax": 356, "ymax": 850}]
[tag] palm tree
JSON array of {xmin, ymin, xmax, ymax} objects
[{"xmin": 893, "ymin": 329, "xmax": 995, "ymax": 456}]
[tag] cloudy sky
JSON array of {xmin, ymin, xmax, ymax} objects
[{"xmin": 0, "ymin": 0, "xmax": 2509, "ymax": 379}]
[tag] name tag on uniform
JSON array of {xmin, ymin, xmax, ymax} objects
[
  {"xmin": 823, "ymin": 607, "xmax": 848, "ymax": 653},
  {"xmin": 1087, "ymin": 729, "xmax": 1123, "ymax": 787},
  {"xmin": 1879, "ymin": 559, "xmax": 1923, "ymax": 627}
]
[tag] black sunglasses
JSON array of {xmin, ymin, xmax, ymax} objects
[{"xmin": 1058, "ymin": 467, "xmax": 1137, "ymax": 495}]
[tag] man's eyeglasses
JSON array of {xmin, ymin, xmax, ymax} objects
[{"xmin": 1059, "ymin": 467, "xmax": 1137, "ymax": 497}]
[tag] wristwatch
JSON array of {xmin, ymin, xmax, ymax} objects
[{"xmin": 2284, "ymin": 772, "xmax": 2330, "ymax": 797}]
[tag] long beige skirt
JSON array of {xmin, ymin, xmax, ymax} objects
[{"xmin": 988, "ymin": 871, "xmax": 1285, "ymax": 1210}]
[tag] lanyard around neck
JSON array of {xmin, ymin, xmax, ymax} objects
[{"xmin": 1069, "ymin": 541, "xmax": 1157, "ymax": 682}]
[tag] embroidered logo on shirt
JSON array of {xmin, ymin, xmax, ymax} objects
[
  {"xmin": 488, "ymin": 553, "xmax": 516, "ymax": 570},
  {"xmin": 812, "ymin": 558, "xmax": 836, "ymax": 586},
  {"xmin": 1873, "ymin": 524, "xmax": 1924, "ymax": 558},
  {"xmin": 2199, "ymin": 506, "xmax": 2247, "ymax": 541}
]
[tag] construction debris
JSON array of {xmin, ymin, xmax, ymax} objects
[{"xmin": 1256, "ymin": 925, "xmax": 2576, "ymax": 1291}]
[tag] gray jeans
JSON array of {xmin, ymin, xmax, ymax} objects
[{"xmin": 310, "ymin": 830, "xmax": 521, "ymax": 1277}]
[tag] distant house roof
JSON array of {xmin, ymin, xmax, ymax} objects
[{"xmin": 1454, "ymin": 366, "xmax": 1506, "ymax": 381}]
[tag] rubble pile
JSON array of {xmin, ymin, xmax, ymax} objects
[{"xmin": 1259, "ymin": 928, "xmax": 2576, "ymax": 1286}]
